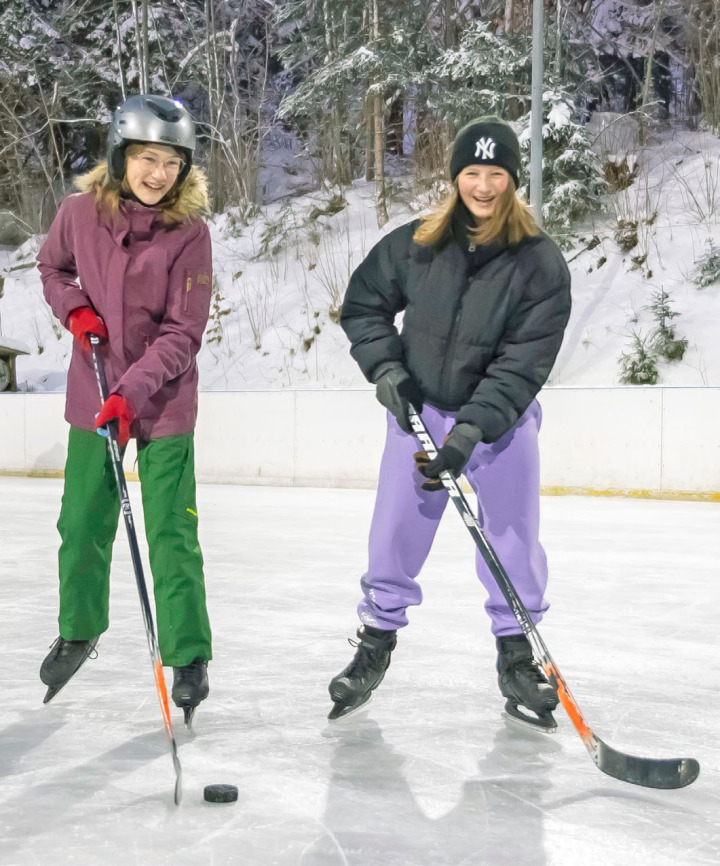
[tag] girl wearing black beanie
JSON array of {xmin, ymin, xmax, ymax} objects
[{"xmin": 329, "ymin": 115, "xmax": 571, "ymax": 732}]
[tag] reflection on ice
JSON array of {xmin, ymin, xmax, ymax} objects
[{"xmin": 314, "ymin": 715, "xmax": 559, "ymax": 866}]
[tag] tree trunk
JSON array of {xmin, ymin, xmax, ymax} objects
[
  {"xmin": 365, "ymin": 102, "xmax": 375, "ymax": 181},
  {"xmin": 444, "ymin": 0, "xmax": 456, "ymax": 48},
  {"xmin": 371, "ymin": 0, "xmax": 387, "ymax": 226},
  {"xmin": 639, "ymin": 0, "xmax": 666, "ymax": 145},
  {"xmin": 387, "ymin": 97, "xmax": 404, "ymax": 156},
  {"xmin": 111, "ymin": 0, "xmax": 126, "ymax": 99},
  {"xmin": 130, "ymin": 0, "xmax": 146, "ymax": 93},
  {"xmin": 554, "ymin": 0, "xmax": 563, "ymax": 78},
  {"xmin": 374, "ymin": 90, "xmax": 388, "ymax": 227},
  {"xmin": 142, "ymin": 0, "xmax": 149, "ymax": 93},
  {"xmin": 504, "ymin": 0, "xmax": 515, "ymax": 34}
]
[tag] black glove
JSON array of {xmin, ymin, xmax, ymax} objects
[
  {"xmin": 413, "ymin": 423, "xmax": 483, "ymax": 491},
  {"xmin": 374, "ymin": 364, "xmax": 423, "ymax": 434}
]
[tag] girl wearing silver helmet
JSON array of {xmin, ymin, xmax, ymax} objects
[{"xmin": 37, "ymin": 95, "xmax": 213, "ymax": 717}]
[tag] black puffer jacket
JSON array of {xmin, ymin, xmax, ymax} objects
[{"xmin": 341, "ymin": 217, "xmax": 571, "ymax": 443}]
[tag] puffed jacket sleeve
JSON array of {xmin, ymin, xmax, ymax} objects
[
  {"xmin": 113, "ymin": 221, "xmax": 212, "ymax": 414},
  {"xmin": 340, "ymin": 222, "xmax": 415, "ymax": 383},
  {"xmin": 37, "ymin": 196, "xmax": 92, "ymax": 325},
  {"xmin": 454, "ymin": 239, "xmax": 571, "ymax": 442}
]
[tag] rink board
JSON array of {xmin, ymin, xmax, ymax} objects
[{"xmin": 1, "ymin": 387, "xmax": 719, "ymax": 497}]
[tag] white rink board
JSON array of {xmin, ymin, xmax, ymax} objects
[{"xmin": 1, "ymin": 387, "xmax": 719, "ymax": 494}]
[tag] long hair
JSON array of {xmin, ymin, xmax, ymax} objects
[
  {"xmin": 413, "ymin": 180, "xmax": 539, "ymax": 247},
  {"xmin": 74, "ymin": 144, "xmax": 209, "ymax": 225}
]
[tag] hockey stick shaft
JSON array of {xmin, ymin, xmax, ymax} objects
[
  {"xmin": 409, "ymin": 405, "xmax": 699, "ymax": 789},
  {"xmin": 90, "ymin": 337, "xmax": 182, "ymax": 805}
]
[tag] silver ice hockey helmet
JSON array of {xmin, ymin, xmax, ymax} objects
[{"xmin": 106, "ymin": 94, "xmax": 195, "ymax": 183}]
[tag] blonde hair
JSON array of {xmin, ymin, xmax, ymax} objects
[
  {"xmin": 74, "ymin": 144, "xmax": 209, "ymax": 225},
  {"xmin": 413, "ymin": 180, "xmax": 539, "ymax": 247}
]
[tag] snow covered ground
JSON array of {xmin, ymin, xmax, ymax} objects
[
  {"xmin": 2, "ymin": 126, "xmax": 720, "ymax": 394},
  {"xmin": 1, "ymin": 477, "xmax": 718, "ymax": 866}
]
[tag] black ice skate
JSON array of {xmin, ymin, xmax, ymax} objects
[
  {"xmin": 328, "ymin": 626, "xmax": 397, "ymax": 721},
  {"xmin": 172, "ymin": 657, "xmax": 209, "ymax": 728},
  {"xmin": 496, "ymin": 634, "xmax": 559, "ymax": 732},
  {"xmin": 40, "ymin": 637, "xmax": 99, "ymax": 704}
]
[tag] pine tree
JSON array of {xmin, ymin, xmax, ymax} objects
[
  {"xmin": 521, "ymin": 91, "xmax": 607, "ymax": 233},
  {"xmin": 648, "ymin": 289, "xmax": 688, "ymax": 362},
  {"xmin": 276, "ymin": 0, "xmax": 441, "ymax": 221},
  {"xmin": 619, "ymin": 332, "xmax": 660, "ymax": 384}
]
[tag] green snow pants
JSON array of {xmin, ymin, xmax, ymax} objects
[{"xmin": 56, "ymin": 427, "xmax": 212, "ymax": 667}]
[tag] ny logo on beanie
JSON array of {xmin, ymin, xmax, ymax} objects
[
  {"xmin": 450, "ymin": 117, "xmax": 521, "ymax": 186},
  {"xmin": 474, "ymin": 137, "xmax": 496, "ymax": 160}
]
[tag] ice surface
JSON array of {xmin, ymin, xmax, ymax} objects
[{"xmin": 1, "ymin": 477, "xmax": 718, "ymax": 865}]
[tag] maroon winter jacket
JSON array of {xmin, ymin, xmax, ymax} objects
[{"xmin": 38, "ymin": 177, "xmax": 212, "ymax": 440}]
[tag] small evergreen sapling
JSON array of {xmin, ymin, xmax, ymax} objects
[
  {"xmin": 618, "ymin": 332, "xmax": 660, "ymax": 384},
  {"xmin": 618, "ymin": 289, "xmax": 687, "ymax": 384},
  {"xmin": 648, "ymin": 289, "xmax": 688, "ymax": 363},
  {"xmin": 692, "ymin": 239, "xmax": 720, "ymax": 289}
]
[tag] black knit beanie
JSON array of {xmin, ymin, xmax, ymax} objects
[{"xmin": 449, "ymin": 116, "xmax": 522, "ymax": 188}]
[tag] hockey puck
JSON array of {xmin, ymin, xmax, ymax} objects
[{"xmin": 203, "ymin": 784, "xmax": 238, "ymax": 804}]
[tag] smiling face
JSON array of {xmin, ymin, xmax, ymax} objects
[
  {"xmin": 456, "ymin": 164, "xmax": 510, "ymax": 222},
  {"xmin": 124, "ymin": 144, "xmax": 185, "ymax": 205}
]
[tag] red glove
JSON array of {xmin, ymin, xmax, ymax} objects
[
  {"xmin": 95, "ymin": 395, "xmax": 134, "ymax": 448},
  {"xmin": 67, "ymin": 307, "xmax": 108, "ymax": 351}
]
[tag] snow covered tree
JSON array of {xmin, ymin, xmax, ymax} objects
[
  {"xmin": 648, "ymin": 289, "xmax": 688, "ymax": 361},
  {"xmin": 683, "ymin": 0, "xmax": 720, "ymax": 130},
  {"xmin": 520, "ymin": 92, "xmax": 607, "ymax": 233},
  {"xmin": 0, "ymin": 1, "xmax": 282, "ymax": 221},
  {"xmin": 429, "ymin": 18, "xmax": 534, "ymax": 122},
  {"xmin": 619, "ymin": 332, "xmax": 660, "ymax": 384},
  {"xmin": 276, "ymin": 0, "xmax": 444, "ymax": 222},
  {"xmin": 0, "ymin": 0, "xmax": 115, "ymax": 229},
  {"xmin": 589, "ymin": 0, "xmax": 686, "ymax": 122},
  {"xmin": 0, "ymin": 0, "xmax": 206, "ymax": 227},
  {"xmin": 275, "ymin": 0, "xmax": 367, "ymax": 187},
  {"xmin": 186, "ymin": 0, "xmax": 280, "ymax": 215}
]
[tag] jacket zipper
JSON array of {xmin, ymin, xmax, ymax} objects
[{"xmin": 439, "ymin": 296, "xmax": 465, "ymax": 386}]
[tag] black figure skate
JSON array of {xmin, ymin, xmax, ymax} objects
[
  {"xmin": 328, "ymin": 626, "xmax": 397, "ymax": 720},
  {"xmin": 496, "ymin": 634, "xmax": 559, "ymax": 731}
]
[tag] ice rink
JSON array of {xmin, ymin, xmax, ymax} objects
[{"xmin": 1, "ymin": 476, "xmax": 718, "ymax": 866}]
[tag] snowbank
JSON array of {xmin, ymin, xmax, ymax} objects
[{"xmin": 2, "ymin": 128, "xmax": 720, "ymax": 393}]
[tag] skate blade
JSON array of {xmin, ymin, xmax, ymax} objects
[
  {"xmin": 183, "ymin": 706, "xmax": 196, "ymax": 730},
  {"xmin": 502, "ymin": 706, "xmax": 558, "ymax": 734},
  {"xmin": 327, "ymin": 693, "xmax": 373, "ymax": 722},
  {"xmin": 43, "ymin": 684, "xmax": 64, "ymax": 704}
]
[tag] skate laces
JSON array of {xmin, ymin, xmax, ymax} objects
[
  {"xmin": 47, "ymin": 637, "xmax": 98, "ymax": 661},
  {"xmin": 176, "ymin": 658, "xmax": 205, "ymax": 683},
  {"xmin": 514, "ymin": 658, "xmax": 547, "ymax": 683},
  {"xmin": 345, "ymin": 638, "xmax": 378, "ymax": 678}
]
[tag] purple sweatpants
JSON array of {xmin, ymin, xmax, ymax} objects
[{"xmin": 358, "ymin": 401, "xmax": 549, "ymax": 636}]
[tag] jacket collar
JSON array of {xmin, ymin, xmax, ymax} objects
[{"xmin": 451, "ymin": 201, "xmax": 507, "ymax": 269}]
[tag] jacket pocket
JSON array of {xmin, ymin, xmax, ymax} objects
[{"xmin": 182, "ymin": 268, "xmax": 212, "ymax": 316}]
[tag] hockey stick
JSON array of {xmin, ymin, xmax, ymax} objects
[
  {"xmin": 408, "ymin": 405, "xmax": 699, "ymax": 790},
  {"xmin": 89, "ymin": 336, "xmax": 183, "ymax": 805}
]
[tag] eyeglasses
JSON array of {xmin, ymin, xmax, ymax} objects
[{"xmin": 132, "ymin": 153, "xmax": 186, "ymax": 176}]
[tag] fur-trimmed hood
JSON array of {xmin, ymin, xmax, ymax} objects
[{"xmin": 74, "ymin": 160, "xmax": 210, "ymax": 225}]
